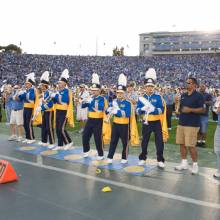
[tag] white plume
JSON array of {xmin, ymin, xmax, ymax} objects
[
  {"xmin": 40, "ymin": 71, "xmax": 50, "ymax": 82},
  {"xmin": 60, "ymin": 69, "xmax": 69, "ymax": 80},
  {"xmin": 92, "ymin": 73, "xmax": 100, "ymax": 84},
  {"xmin": 145, "ymin": 68, "xmax": 157, "ymax": 80},
  {"xmin": 118, "ymin": 73, "xmax": 127, "ymax": 86},
  {"xmin": 26, "ymin": 72, "xmax": 35, "ymax": 82}
]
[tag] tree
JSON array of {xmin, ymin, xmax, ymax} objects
[
  {"xmin": 112, "ymin": 46, "xmax": 124, "ymax": 56},
  {"xmin": 0, "ymin": 44, "xmax": 22, "ymax": 54}
]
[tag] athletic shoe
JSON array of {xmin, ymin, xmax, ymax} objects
[
  {"xmin": 83, "ymin": 151, "xmax": 90, "ymax": 158},
  {"xmin": 8, "ymin": 135, "xmax": 17, "ymax": 141},
  {"xmin": 213, "ymin": 171, "xmax": 220, "ymax": 178},
  {"xmin": 22, "ymin": 139, "xmax": 28, "ymax": 143},
  {"xmin": 52, "ymin": 146, "xmax": 64, "ymax": 150},
  {"xmin": 37, "ymin": 141, "xmax": 43, "ymax": 145},
  {"xmin": 138, "ymin": 160, "xmax": 146, "ymax": 166},
  {"xmin": 107, "ymin": 158, "xmax": 113, "ymax": 164},
  {"xmin": 16, "ymin": 136, "xmax": 24, "ymax": 142},
  {"xmin": 157, "ymin": 161, "xmax": 165, "ymax": 168},
  {"xmin": 96, "ymin": 156, "xmax": 104, "ymax": 161},
  {"xmin": 64, "ymin": 142, "xmax": 73, "ymax": 150},
  {"xmin": 26, "ymin": 139, "xmax": 36, "ymax": 144},
  {"xmin": 121, "ymin": 159, "xmax": 128, "ymax": 164},
  {"xmin": 41, "ymin": 142, "xmax": 48, "ymax": 147},
  {"xmin": 191, "ymin": 163, "xmax": 199, "ymax": 174},
  {"xmin": 48, "ymin": 144, "xmax": 56, "ymax": 149},
  {"xmin": 175, "ymin": 161, "xmax": 188, "ymax": 170}
]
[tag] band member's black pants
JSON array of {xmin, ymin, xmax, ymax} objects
[
  {"xmin": 166, "ymin": 104, "xmax": 173, "ymax": 129},
  {"xmin": 82, "ymin": 118, "xmax": 103, "ymax": 156},
  {"xmin": 42, "ymin": 111, "xmax": 55, "ymax": 144},
  {"xmin": 139, "ymin": 120, "xmax": 165, "ymax": 162},
  {"xmin": 108, "ymin": 123, "xmax": 129, "ymax": 160},
  {"xmin": 23, "ymin": 108, "xmax": 35, "ymax": 140},
  {"xmin": 56, "ymin": 110, "xmax": 72, "ymax": 146}
]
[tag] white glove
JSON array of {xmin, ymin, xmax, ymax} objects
[
  {"xmin": 85, "ymin": 97, "xmax": 93, "ymax": 104},
  {"xmin": 36, "ymin": 107, "xmax": 42, "ymax": 113},
  {"xmin": 50, "ymin": 92, "xmax": 58, "ymax": 98},
  {"xmin": 17, "ymin": 90, "xmax": 25, "ymax": 96},
  {"xmin": 106, "ymin": 107, "xmax": 113, "ymax": 113},
  {"xmin": 112, "ymin": 108, "xmax": 118, "ymax": 115},
  {"xmin": 141, "ymin": 105, "xmax": 155, "ymax": 113}
]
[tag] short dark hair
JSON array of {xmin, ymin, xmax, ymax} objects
[{"xmin": 188, "ymin": 77, "xmax": 197, "ymax": 85}]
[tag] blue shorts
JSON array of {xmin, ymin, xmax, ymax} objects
[{"xmin": 199, "ymin": 115, "xmax": 209, "ymax": 134}]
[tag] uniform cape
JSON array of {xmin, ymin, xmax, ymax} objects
[
  {"xmin": 33, "ymin": 89, "xmax": 42, "ymax": 126},
  {"xmin": 102, "ymin": 98, "xmax": 112, "ymax": 145},
  {"xmin": 130, "ymin": 104, "xmax": 140, "ymax": 146},
  {"xmin": 160, "ymin": 98, "xmax": 169, "ymax": 143}
]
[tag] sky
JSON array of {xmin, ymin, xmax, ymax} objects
[{"xmin": 1, "ymin": 0, "xmax": 220, "ymax": 56}]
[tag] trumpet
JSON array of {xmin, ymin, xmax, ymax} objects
[
  {"xmin": 32, "ymin": 91, "xmax": 53, "ymax": 121},
  {"xmin": 104, "ymin": 100, "xmax": 119, "ymax": 123},
  {"xmin": 139, "ymin": 97, "xmax": 155, "ymax": 125}
]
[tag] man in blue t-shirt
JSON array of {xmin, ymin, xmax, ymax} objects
[{"xmin": 175, "ymin": 77, "xmax": 205, "ymax": 174}]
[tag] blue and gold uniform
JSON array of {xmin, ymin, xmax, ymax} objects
[
  {"xmin": 18, "ymin": 87, "xmax": 35, "ymax": 140},
  {"xmin": 107, "ymin": 99, "xmax": 131, "ymax": 160},
  {"xmin": 136, "ymin": 93, "xmax": 165, "ymax": 162},
  {"xmin": 40, "ymin": 90, "xmax": 55, "ymax": 145},
  {"xmin": 53, "ymin": 88, "xmax": 72, "ymax": 146},
  {"xmin": 82, "ymin": 95, "xmax": 106, "ymax": 156}
]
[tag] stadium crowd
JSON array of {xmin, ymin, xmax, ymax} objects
[{"xmin": 0, "ymin": 53, "xmax": 220, "ymax": 88}]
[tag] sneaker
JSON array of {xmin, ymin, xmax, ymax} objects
[
  {"xmin": 83, "ymin": 151, "xmax": 90, "ymax": 158},
  {"xmin": 26, "ymin": 139, "xmax": 36, "ymax": 144},
  {"xmin": 52, "ymin": 146, "xmax": 64, "ymax": 150},
  {"xmin": 175, "ymin": 161, "xmax": 188, "ymax": 170},
  {"xmin": 8, "ymin": 135, "xmax": 17, "ymax": 141},
  {"xmin": 213, "ymin": 171, "xmax": 220, "ymax": 178},
  {"xmin": 78, "ymin": 128, "xmax": 84, "ymax": 134},
  {"xmin": 63, "ymin": 142, "xmax": 73, "ymax": 150},
  {"xmin": 41, "ymin": 142, "xmax": 48, "ymax": 147},
  {"xmin": 37, "ymin": 141, "xmax": 43, "ymax": 145},
  {"xmin": 16, "ymin": 136, "xmax": 24, "ymax": 142},
  {"xmin": 121, "ymin": 159, "xmax": 128, "ymax": 164},
  {"xmin": 158, "ymin": 161, "xmax": 165, "ymax": 168},
  {"xmin": 107, "ymin": 158, "xmax": 113, "ymax": 164},
  {"xmin": 96, "ymin": 156, "xmax": 104, "ymax": 161},
  {"xmin": 191, "ymin": 163, "xmax": 199, "ymax": 174},
  {"xmin": 138, "ymin": 160, "xmax": 146, "ymax": 166},
  {"xmin": 22, "ymin": 139, "xmax": 28, "ymax": 143},
  {"xmin": 48, "ymin": 144, "xmax": 55, "ymax": 149}
]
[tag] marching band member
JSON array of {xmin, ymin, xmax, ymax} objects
[
  {"xmin": 35, "ymin": 71, "xmax": 55, "ymax": 149},
  {"xmin": 136, "ymin": 68, "xmax": 168, "ymax": 168},
  {"xmin": 51, "ymin": 69, "xmax": 74, "ymax": 150},
  {"xmin": 106, "ymin": 74, "xmax": 131, "ymax": 164},
  {"xmin": 82, "ymin": 73, "xmax": 107, "ymax": 160},
  {"xmin": 16, "ymin": 73, "xmax": 36, "ymax": 144},
  {"xmin": 76, "ymin": 84, "xmax": 89, "ymax": 134}
]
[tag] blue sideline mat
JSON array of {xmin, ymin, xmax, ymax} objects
[{"xmin": 16, "ymin": 145, "xmax": 156, "ymax": 176}]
